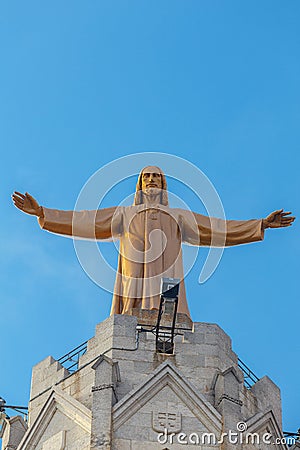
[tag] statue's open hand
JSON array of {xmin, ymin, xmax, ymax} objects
[
  {"xmin": 263, "ymin": 209, "xmax": 295, "ymax": 229},
  {"xmin": 12, "ymin": 192, "xmax": 43, "ymax": 217}
]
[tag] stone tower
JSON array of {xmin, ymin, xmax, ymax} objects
[{"xmin": 1, "ymin": 310, "xmax": 298, "ymax": 449}]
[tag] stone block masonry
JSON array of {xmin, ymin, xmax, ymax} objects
[{"xmin": 2, "ymin": 311, "xmax": 288, "ymax": 450}]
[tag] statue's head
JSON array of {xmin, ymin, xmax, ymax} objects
[{"xmin": 134, "ymin": 166, "xmax": 169, "ymax": 206}]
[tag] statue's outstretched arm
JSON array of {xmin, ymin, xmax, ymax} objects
[
  {"xmin": 181, "ymin": 209, "xmax": 295, "ymax": 248},
  {"xmin": 12, "ymin": 191, "xmax": 121, "ymax": 240}
]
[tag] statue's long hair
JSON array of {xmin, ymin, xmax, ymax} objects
[{"xmin": 134, "ymin": 166, "xmax": 169, "ymax": 206}]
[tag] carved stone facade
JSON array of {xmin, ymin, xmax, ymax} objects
[{"xmin": 1, "ymin": 312, "xmax": 296, "ymax": 449}]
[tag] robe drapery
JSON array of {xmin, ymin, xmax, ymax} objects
[{"xmin": 38, "ymin": 204, "xmax": 264, "ymax": 319}]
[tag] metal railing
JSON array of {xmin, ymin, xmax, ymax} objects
[
  {"xmin": 238, "ymin": 357, "xmax": 259, "ymax": 388},
  {"xmin": 57, "ymin": 340, "xmax": 88, "ymax": 372},
  {"xmin": 57, "ymin": 338, "xmax": 260, "ymax": 391}
]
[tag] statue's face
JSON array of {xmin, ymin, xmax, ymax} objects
[{"xmin": 141, "ymin": 167, "xmax": 163, "ymax": 193}]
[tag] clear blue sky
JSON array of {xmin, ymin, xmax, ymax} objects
[{"xmin": 1, "ymin": 0, "xmax": 299, "ymax": 433}]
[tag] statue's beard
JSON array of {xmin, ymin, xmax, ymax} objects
[
  {"xmin": 142, "ymin": 187, "xmax": 162, "ymax": 204},
  {"xmin": 143, "ymin": 187, "xmax": 162, "ymax": 196}
]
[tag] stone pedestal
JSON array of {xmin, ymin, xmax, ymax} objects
[{"xmin": 4, "ymin": 312, "xmax": 291, "ymax": 450}]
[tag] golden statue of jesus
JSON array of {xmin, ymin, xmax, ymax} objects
[{"xmin": 12, "ymin": 166, "xmax": 295, "ymax": 319}]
